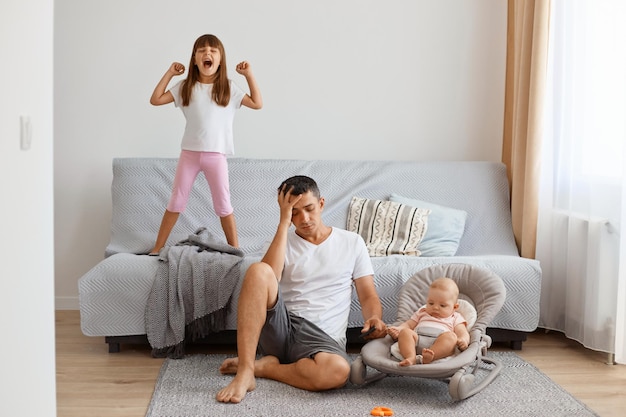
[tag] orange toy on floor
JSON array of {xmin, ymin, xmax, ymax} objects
[{"xmin": 370, "ymin": 406, "xmax": 394, "ymax": 416}]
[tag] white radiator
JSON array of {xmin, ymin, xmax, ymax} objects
[{"xmin": 541, "ymin": 209, "xmax": 619, "ymax": 355}]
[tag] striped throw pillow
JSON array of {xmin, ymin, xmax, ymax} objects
[{"xmin": 347, "ymin": 196, "xmax": 430, "ymax": 257}]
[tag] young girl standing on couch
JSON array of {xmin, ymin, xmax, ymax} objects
[{"xmin": 148, "ymin": 34, "xmax": 263, "ymax": 255}]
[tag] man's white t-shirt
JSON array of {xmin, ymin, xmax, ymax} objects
[
  {"xmin": 281, "ymin": 227, "xmax": 375, "ymax": 347},
  {"xmin": 170, "ymin": 80, "xmax": 245, "ymax": 154}
]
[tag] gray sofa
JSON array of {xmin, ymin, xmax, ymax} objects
[{"xmin": 78, "ymin": 158, "xmax": 541, "ymax": 352}]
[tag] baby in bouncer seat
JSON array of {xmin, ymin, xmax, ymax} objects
[{"xmin": 387, "ymin": 277, "xmax": 470, "ymax": 366}]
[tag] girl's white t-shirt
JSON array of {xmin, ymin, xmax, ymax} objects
[
  {"xmin": 170, "ymin": 80, "xmax": 245, "ymax": 154},
  {"xmin": 281, "ymin": 227, "xmax": 375, "ymax": 347}
]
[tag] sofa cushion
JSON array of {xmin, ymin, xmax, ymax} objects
[
  {"xmin": 346, "ymin": 196, "xmax": 430, "ymax": 257},
  {"xmin": 105, "ymin": 159, "xmax": 520, "ymax": 257},
  {"xmin": 389, "ymin": 193, "xmax": 467, "ymax": 257}
]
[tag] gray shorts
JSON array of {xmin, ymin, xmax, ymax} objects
[{"xmin": 258, "ymin": 289, "xmax": 350, "ymax": 364}]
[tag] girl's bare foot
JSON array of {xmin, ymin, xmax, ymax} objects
[{"xmin": 422, "ymin": 348, "xmax": 435, "ymax": 364}]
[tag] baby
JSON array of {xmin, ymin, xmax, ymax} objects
[{"xmin": 387, "ymin": 277, "xmax": 470, "ymax": 366}]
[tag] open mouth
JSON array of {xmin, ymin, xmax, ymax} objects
[{"xmin": 203, "ymin": 59, "xmax": 213, "ymax": 69}]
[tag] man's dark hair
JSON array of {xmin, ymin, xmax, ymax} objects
[{"xmin": 278, "ymin": 175, "xmax": 320, "ymax": 199}]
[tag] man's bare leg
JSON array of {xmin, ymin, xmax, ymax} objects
[
  {"xmin": 220, "ymin": 349, "xmax": 350, "ymax": 392},
  {"xmin": 255, "ymin": 351, "xmax": 350, "ymax": 391},
  {"xmin": 216, "ymin": 263, "xmax": 351, "ymax": 402},
  {"xmin": 216, "ymin": 262, "xmax": 277, "ymax": 403}
]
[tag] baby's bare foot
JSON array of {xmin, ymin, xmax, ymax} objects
[
  {"xmin": 399, "ymin": 354, "xmax": 423, "ymax": 366},
  {"xmin": 422, "ymin": 348, "xmax": 435, "ymax": 364},
  {"xmin": 399, "ymin": 358, "xmax": 414, "ymax": 366}
]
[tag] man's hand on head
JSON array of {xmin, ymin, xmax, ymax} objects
[{"xmin": 277, "ymin": 184, "xmax": 301, "ymax": 226}]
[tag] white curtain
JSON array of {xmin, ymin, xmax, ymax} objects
[{"xmin": 536, "ymin": 0, "xmax": 626, "ymax": 363}]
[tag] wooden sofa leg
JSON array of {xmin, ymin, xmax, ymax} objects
[
  {"xmin": 486, "ymin": 328, "xmax": 528, "ymax": 350},
  {"xmin": 106, "ymin": 338, "xmax": 121, "ymax": 353},
  {"xmin": 104, "ymin": 334, "xmax": 150, "ymax": 353}
]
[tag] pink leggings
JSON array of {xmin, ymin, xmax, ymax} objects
[{"xmin": 167, "ymin": 150, "xmax": 233, "ymax": 216}]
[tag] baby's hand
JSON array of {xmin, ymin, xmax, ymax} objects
[
  {"xmin": 457, "ymin": 339, "xmax": 468, "ymax": 351},
  {"xmin": 169, "ymin": 62, "xmax": 185, "ymax": 76},
  {"xmin": 386, "ymin": 326, "xmax": 400, "ymax": 341},
  {"xmin": 236, "ymin": 61, "xmax": 252, "ymax": 76}
]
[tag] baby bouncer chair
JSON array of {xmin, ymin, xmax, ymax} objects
[{"xmin": 350, "ymin": 264, "xmax": 506, "ymax": 400}]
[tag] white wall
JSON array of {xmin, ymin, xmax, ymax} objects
[
  {"xmin": 1, "ymin": 0, "xmax": 56, "ymax": 416},
  {"xmin": 54, "ymin": 0, "xmax": 507, "ymax": 308}
]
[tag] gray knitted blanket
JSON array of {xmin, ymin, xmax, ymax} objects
[{"xmin": 145, "ymin": 227, "xmax": 244, "ymax": 358}]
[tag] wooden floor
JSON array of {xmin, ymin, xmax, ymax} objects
[{"xmin": 56, "ymin": 310, "xmax": 626, "ymax": 417}]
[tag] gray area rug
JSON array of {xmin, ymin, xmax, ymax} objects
[{"xmin": 146, "ymin": 352, "xmax": 598, "ymax": 417}]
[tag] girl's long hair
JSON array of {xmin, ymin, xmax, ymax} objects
[{"xmin": 180, "ymin": 34, "xmax": 230, "ymax": 107}]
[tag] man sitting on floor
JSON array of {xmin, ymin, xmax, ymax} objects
[{"xmin": 216, "ymin": 175, "xmax": 387, "ymax": 403}]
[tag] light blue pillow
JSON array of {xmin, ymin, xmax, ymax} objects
[{"xmin": 389, "ymin": 193, "xmax": 467, "ymax": 257}]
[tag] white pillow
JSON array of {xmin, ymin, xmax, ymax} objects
[
  {"xmin": 347, "ymin": 196, "xmax": 430, "ymax": 257},
  {"xmin": 389, "ymin": 193, "xmax": 467, "ymax": 257},
  {"xmin": 457, "ymin": 298, "xmax": 477, "ymax": 329}
]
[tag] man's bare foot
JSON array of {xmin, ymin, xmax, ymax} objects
[
  {"xmin": 219, "ymin": 355, "xmax": 281, "ymax": 376},
  {"xmin": 216, "ymin": 371, "xmax": 256, "ymax": 403},
  {"xmin": 216, "ymin": 355, "xmax": 281, "ymax": 403},
  {"xmin": 422, "ymin": 348, "xmax": 435, "ymax": 364},
  {"xmin": 219, "ymin": 357, "xmax": 240, "ymax": 375}
]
